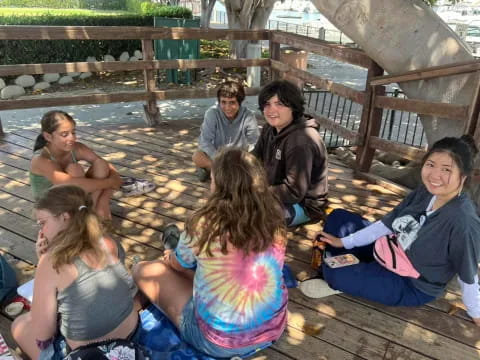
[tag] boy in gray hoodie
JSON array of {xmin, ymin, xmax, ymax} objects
[{"xmin": 192, "ymin": 81, "xmax": 259, "ymax": 181}]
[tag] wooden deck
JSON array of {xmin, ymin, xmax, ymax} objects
[{"xmin": 0, "ymin": 119, "xmax": 479, "ymax": 359}]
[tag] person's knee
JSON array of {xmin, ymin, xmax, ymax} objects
[
  {"xmin": 132, "ymin": 261, "xmax": 148, "ymax": 282},
  {"xmin": 192, "ymin": 150, "xmax": 212, "ymax": 169},
  {"xmin": 11, "ymin": 312, "xmax": 30, "ymax": 342},
  {"xmin": 89, "ymin": 159, "xmax": 110, "ymax": 179},
  {"xmin": 65, "ymin": 163, "xmax": 85, "ymax": 178}
]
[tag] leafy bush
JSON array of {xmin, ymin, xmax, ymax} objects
[
  {"xmin": 0, "ymin": 8, "xmax": 152, "ymax": 64},
  {"xmin": 125, "ymin": 0, "xmax": 145, "ymax": 13},
  {"xmin": 126, "ymin": 0, "xmax": 191, "ymax": 18},
  {"xmin": 0, "ymin": 0, "xmax": 127, "ymax": 10},
  {"xmin": 0, "ymin": 0, "xmax": 80, "ymax": 8}
]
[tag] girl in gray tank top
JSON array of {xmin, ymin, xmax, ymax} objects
[{"xmin": 11, "ymin": 185, "xmax": 138, "ymax": 360}]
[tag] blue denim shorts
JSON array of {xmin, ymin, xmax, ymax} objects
[
  {"xmin": 38, "ymin": 335, "xmax": 68, "ymax": 360},
  {"xmin": 178, "ymin": 298, "xmax": 272, "ymax": 359}
]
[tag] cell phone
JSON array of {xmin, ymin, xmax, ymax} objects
[{"xmin": 325, "ymin": 254, "xmax": 359, "ymax": 268}]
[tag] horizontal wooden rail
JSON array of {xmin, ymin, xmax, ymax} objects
[
  {"xmin": 0, "ymin": 88, "xmax": 261, "ymax": 111},
  {"xmin": 305, "ymin": 105, "xmax": 358, "ymax": 142},
  {"xmin": 374, "ymin": 95, "xmax": 469, "ymax": 120},
  {"xmin": 0, "ymin": 26, "xmax": 270, "ymax": 41},
  {"xmin": 370, "ymin": 59, "xmax": 480, "ymax": 86},
  {"xmin": 271, "ymin": 60, "xmax": 365, "ymax": 104},
  {"xmin": 369, "ymin": 136, "xmax": 426, "ymax": 162},
  {"xmin": 270, "ymin": 31, "xmax": 372, "ymax": 68},
  {"xmin": 0, "ymin": 59, "xmax": 270, "ymax": 77}
]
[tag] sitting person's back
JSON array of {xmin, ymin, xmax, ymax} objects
[
  {"xmin": 175, "ymin": 230, "xmax": 287, "ymax": 347},
  {"xmin": 57, "ymin": 250, "xmax": 135, "ymax": 341}
]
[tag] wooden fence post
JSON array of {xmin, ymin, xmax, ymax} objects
[
  {"xmin": 269, "ymin": 37, "xmax": 281, "ymax": 81},
  {"xmin": 356, "ymin": 61, "xmax": 385, "ymax": 172},
  {"xmin": 141, "ymin": 39, "xmax": 160, "ymax": 126},
  {"xmin": 465, "ymin": 71, "xmax": 480, "ymax": 137}
]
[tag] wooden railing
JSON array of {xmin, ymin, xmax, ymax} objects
[{"xmin": 1, "ymin": 25, "xmax": 479, "ymax": 187}]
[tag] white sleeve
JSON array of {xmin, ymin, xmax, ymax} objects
[
  {"xmin": 341, "ymin": 221, "xmax": 392, "ymax": 249},
  {"xmin": 458, "ymin": 275, "xmax": 480, "ymax": 319}
]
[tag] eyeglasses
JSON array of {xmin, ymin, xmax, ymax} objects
[{"xmin": 35, "ymin": 214, "xmax": 58, "ymax": 229}]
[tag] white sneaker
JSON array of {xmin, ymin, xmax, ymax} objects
[{"xmin": 298, "ymin": 278, "xmax": 342, "ymax": 298}]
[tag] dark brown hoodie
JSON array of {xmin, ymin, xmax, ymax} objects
[{"xmin": 253, "ymin": 117, "xmax": 328, "ymax": 221}]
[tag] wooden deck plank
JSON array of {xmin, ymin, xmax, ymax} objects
[{"xmin": 290, "ymin": 290, "xmax": 480, "ymax": 359}]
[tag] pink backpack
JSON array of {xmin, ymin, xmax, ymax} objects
[{"xmin": 373, "ymin": 235, "xmax": 420, "ymax": 278}]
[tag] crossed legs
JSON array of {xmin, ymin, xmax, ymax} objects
[{"xmin": 66, "ymin": 159, "xmax": 113, "ymax": 219}]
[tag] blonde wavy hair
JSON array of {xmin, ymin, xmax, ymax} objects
[
  {"xmin": 34, "ymin": 185, "xmax": 104, "ymax": 271},
  {"xmin": 186, "ymin": 148, "xmax": 287, "ymax": 256}
]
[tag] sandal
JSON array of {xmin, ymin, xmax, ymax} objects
[
  {"xmin": 121, "ymin": 178, "xmax": 155, "ymax": 197},
  {"xmin": 161, "ymin": 224, "xmax": 180, "ymax": 250}
]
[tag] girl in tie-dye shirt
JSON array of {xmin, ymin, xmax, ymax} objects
[{"xmin": 134, "ymin": 148, "xmax": 288, "ymax": 359}]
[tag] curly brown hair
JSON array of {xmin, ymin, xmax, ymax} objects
[{"xmin": 186, "ymin": 148, "xmax": 286, "ymax": 256}]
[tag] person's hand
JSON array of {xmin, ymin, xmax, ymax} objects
[
  {"xmin": 162, "ymin": 249, "xmax": 174, "ymax": 264},
  {"xmin": 109, "ymin": 171, "xmax": 122, "ymax": 190},
  {"xmin": 315, "ymin": 230, "xmax": 344, "ymax": 248},
  {"xmin": 36, "ymin": 231, "xmax": 49, "ymax": 258},
  {"xmin": 472, "ymin": 317, "xmax": 480, "ymax": 327}
]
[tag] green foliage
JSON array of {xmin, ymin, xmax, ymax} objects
[
  {"xmin": 125, "ymin": 0, "xmax": 145, "ymax": 13},
  {"xmin": 200, "ymin": 39, "xmax": 230, "ymax": 59},
  {"xmin": 126, "ymin": 0, "xmax": 191, "ymax": 18},
  {"xmin": 0, "ymin": 0, "xmax": 80, "ymax": 8},
  {"xmin": 0, "ymin": 0, "xmax": 127, "ymax": 10},
  {"xmin": 0, "ymin": 8, "xmax": 152, "ymax": 64},
  {"xmin": 139, "ymin": 3, "xmax": 192, "ymax": 18}
]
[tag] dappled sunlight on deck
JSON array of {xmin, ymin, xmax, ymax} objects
[{"xmin": 0, "ymin": 119, "xmax": 479, "ymax": 359}]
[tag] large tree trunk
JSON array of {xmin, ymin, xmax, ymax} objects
[
  {"xmin": 311, "ymin": 0, "xmax": 478, "ymax": 145},
  {"xmin": 200, "ymin": 0, "xmax": 216, "ymax": 29},
  {"xmin": 225, "ymin": 0, "xmax": 277, "ymax": 58},
  {"xmin": 310, "ymin": 0, "xmax": 480, "ymax": 206}
]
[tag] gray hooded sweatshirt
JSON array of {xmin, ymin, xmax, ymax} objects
[{"xmin": 198, "ymin": 104, "xmax": 259, "ymax": 159}]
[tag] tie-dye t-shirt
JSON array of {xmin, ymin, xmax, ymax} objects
[{"xmin": 175, "ymin": 231, "xmax": 288, "ymax": 349}]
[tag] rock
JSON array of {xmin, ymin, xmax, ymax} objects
[
  {"xmin": 1, "ymin": 85, "xmax": 25, "ymax": 99},
  {"xmin": 103, "ymin": 55, "xmax": 115, "ymax": 62},
  {"xmin": 14, "ymin": 75, "xmax": 35, "ymax": 87},
  {"xmin": 43, "ymin": 73, "xmax": 60, "ymax": 83},
  {"xmin": 129, "ymin": 56, "xmax": 138, "ymax": 62},
  {"xmin": 86, "ymin": 56, "xmax": 97, "ymax": 62},
  {"xmin": 119, "ymin": 51, "xmax": 130, "ymax": 62},
  {"xmin": 134, "ymin": 50, "xmax": 143, "ymax": 59},
  {"xmin": 58, "ymin": 76, "xmax": 74, "ymax": 85},
  {"xmin": 370, "ymin": 161, "xmax": 421, "ymax": 189},
  {"xmin": 79, "ymin": 72, "xmax": 92, "ymax": 79},
  {"xmin": 67, "ymin": 72, "xmax": 81, "ymax": 77},
  {"xmin": 375, "ymin": 150, "xmax": 408, "ymax": 165},
  {"xmin": 33, "ymin": 82, "xmax": 50, "ymax": 90},
  {"xmin": 0, "ymin": 78, "xmax": 5, "ymax": 90}
]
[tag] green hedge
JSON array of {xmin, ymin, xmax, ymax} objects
[
  {"xmin": 0, "ymin": 0, "xmax": 127, "ymax": 10},
  {"xmin": 139, "ymin": 3, "xmax": 192, "ymax": 18},
  {"xmin": 0, "ymin": 5, "xmax": 195, "ymax": 65},
  {"xmin": 0, "ymin": 9, "xmax": 152, "ymax": 64},
  {"xmin": 126, "ymin": 0, "xmax": 191, "ymax": 18}
]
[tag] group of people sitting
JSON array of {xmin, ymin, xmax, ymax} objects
[{"xmin": 9, "ymin": 78, "xmax": 480, "ymax": 360}]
